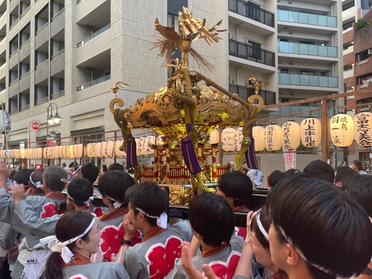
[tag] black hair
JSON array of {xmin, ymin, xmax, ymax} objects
[
  {"xmin": 251, "ymin": 207, "xmax": 270, "ymax": 250},
  {"xmin": 43, "ymin": 166, "xmax": 67, "ymax": 192},
  {"xmin": 62, "ymin": 163, "xmax": 66, "ymax": 168},
  {"xmin": 80, "ymin": 163, "xmax": 99, "ymax": 184},
  {"xmin": 267, "ymin": 170, "xmax": 283, "ymax": 188},
  {"xmin": 100, "ymin": 171, "xmax": 135, "ymax": 205},
  {"xmin": 14, "ymin": 169, "xmax": 33, "ymax": 185},
  {"xmin": 67, "ymin": 178, "xmax": 93, "ymax": 207},
  {"xmin": 343, "ymin": 174, "xmax": 372, "ymax": 216},
  {"xmin": 102, "ymin": 164, "xmax": 108, "ymax": 173},
  {"xmin": 126, "ymin": 182, "xmax": 169, "ymax": 227},
  {"xmin": 189, "ymin": 193, "xmax": 234, "ymax": 247},
  {"xmin": 334, "ymin": 166, "xmax": 355, "ymax": 184},
  {"xmin": 218, "ymin": 171, "xmax": 253, "ymax": 208},
  {"xmin": 45, "ymin": 211, "xmax": 94, "ymax": 279},
  {"xmin": 303, "ymin": 159, "xmax": 334, "ymax": 183},
  {"xmin": 108, "ymin": 163, "xmax": 125, "ymax": 172},
  {"xmin": 29, "ymin": 170, "xmax": 44, "ymax": 195},
  {"xmin": 267, "ymin": 173, "xmax": 372, "ymax": 278},
  {"xmin": 352, "ymin": 160, "xmax": 364, "ymax": 171}
]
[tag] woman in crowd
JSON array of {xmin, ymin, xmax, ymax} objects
[
  {"xmin": 267, "ymin": 173, "xmax": 372, "ymax": 279},
  {"xmin": 234, "ymin": 208, "xmax": 286, "ymax": 279},
  {"xmin": 43, "ymin": 211, "xmax": 128, "ymax": 279}
]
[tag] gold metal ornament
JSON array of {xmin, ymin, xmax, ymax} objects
[{"xmin": 110, "ymin": 8, "xmax": 266, "ymax": 202}]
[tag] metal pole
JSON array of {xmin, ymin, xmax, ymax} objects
[{"xmin": 321, "ymin": 99, "xmax": 329, "ymax": 162}]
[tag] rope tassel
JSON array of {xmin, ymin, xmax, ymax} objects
[
  {"xmin": 126, "ymin": 137, "xmax": 138, "ymax": 169},
  {"xmin": 181, "ymin": 136, "xmax": 202, "ymax": 175}
]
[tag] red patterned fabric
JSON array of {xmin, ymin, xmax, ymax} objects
[
  {"xmin": 209, "ymin": 251, "xmax": 241, "ymax": 279},
  {"xmin": 93, "ymin": 207, "xmax": 105, "ymax": 217},
  {"xmin": 40, "ymin": 202, "xmax": 63, "ymax": 219},
  {"xmin": 100, "ymin": 223, "xmax": 142, "ymax": 261},
  {"xmin": 145, "ymin": 236, "xmax": 182, "ymax": 279}
]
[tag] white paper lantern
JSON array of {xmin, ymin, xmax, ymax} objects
[
  {"xmin": 209, "ymin": 129, "xmax": 220, "ymax": 145},
  {"xmin": 330, "ymin": 114, "xmax": 354, "ymax": 147},
  {"xmin": 265, "ymin": 125, "xmax": 283, "ymax": 151},
  {"xmin": 354, "ymin": 112, "xmax": 372, "ymax": 147},
  {"xmin": 114, "ymin": 140, "xmax": 125, "ymax": 157},
  {"xmin": 252, "ymin": 126, "xmax": 265, "ymax": 152},
  {"xmin": 282, "ymin": 121, "xmax": 301, "ymax": 151},
  {"xmin": 221, "ymin": 128, "xmax": 237, "ymax": 152},
  {"xmin": 300, "ymin": 118, "xmax": 321, "ymax": 148}
]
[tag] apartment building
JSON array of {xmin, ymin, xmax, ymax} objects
[
  {"xmin": 0, "ymin": 0, "xmax": 343, "ymax": 159},
  {"xmin": 342, "ymin": 0, "xmax": 372, "ymax": 100}
]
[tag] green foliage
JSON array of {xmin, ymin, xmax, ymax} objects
[{"xmin": 356, "ymin": 18, "xmax": 369, "ymax": 31}]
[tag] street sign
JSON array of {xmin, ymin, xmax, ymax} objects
[{"xmin": 31, "ymin": 121, "xmax": 41, "ymax": 132}]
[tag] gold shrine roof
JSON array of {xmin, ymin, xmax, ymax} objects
[{"xmin": 123, "ymin": 85, "xmax": 246, "ymax": 129}]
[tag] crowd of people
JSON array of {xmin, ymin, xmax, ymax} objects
[{"xmin": 0, "ymin": 158, "xmax": 370, "ymax": 279}]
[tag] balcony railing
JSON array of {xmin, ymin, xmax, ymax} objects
[
  {"xmin": 279, "ymin": 73, "xmax": 338, "ymax": 88},
  {"xmin": 76, "ymin": 24, "xmax": 110, "ymax": 47},
  {"xmin": 229, "ymin": 83, "xmax": 276, "ymax": 105},
  {"xmin": 51, "ymin": 90, "xmax": 64, "ymax": 99},
  {"xmin": 76, "ymin": 74, "xmax": 110, "ymax": 92},
  {"xmin": 19, "ymin": 104, "xmax": 30, "ymax": 111},
  {"xmin": 278, "ymin": 10, "xmax": 337, "ymax": 28},
  {"xmin": 278, "ymin": 41, "xmax": 337, "ymax": 58},
  {"xmin": 52, "ymin": 49, "xmax": 65, "ymax": 59},
  {"xmin": 228, "ymin": 0, "xmax": 274, "ymax": 27},
  {"xmin": 229, "ymin": 39, "xmax": 275, "ymax": 67},
  {"xmin": 35, "ymin": 96, "xmax": 48, "ymax": 105},
  {"xmin": 35, "ymin": 59, "xmax": 48, "ymax": 69},
  {"xmin": 35, "ymin": 22, "xmax": 49, "ymax": 35}
]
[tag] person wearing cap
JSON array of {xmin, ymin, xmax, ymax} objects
[
  {"xmin": 43, "ymin": 211, "xmax": 129, "ymax": 279},
  {"xmin": 118, "ymin": 182, "xmax": 192, "ymax": 279}
]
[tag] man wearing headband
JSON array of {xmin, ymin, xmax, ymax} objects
[
  {"xmin": 267, "ymin": 173, "xmax": 372, "ymax": 279},
  {"xmin": 170, "ymin": 193, "xmax": 242, "ymax": 279},
  {"xmin": 0, "ymin": 165, "xmax": 67, "ymax": 278},
  {"xmin": 120, "ymin": 182, "xmax": 192, "ymax": 279},
  {"xmin": 96, "ymin": 171, "xmax": 139, "ymax": 262}
]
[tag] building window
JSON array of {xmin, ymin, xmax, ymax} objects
[
  {"xmin": 357, "ymin": 49, "xmax": 370, "ymax": 62},
  {"xmin": 357, "ymin": 74, "xmax": 372, "ymax": 86},
  {"xmin": 344, "ymin": 64, "xmax": 353, "ymax": 71},
  {"xmin": 342, "ymin": 0, "xmax": 355, "ymax": 11},
  {"xmin": 343, "ymin": 19, "xmax": 354, "ymax": 31}
]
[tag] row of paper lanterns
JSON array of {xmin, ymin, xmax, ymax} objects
[{"xmin": 251, "ymin": 112, "xmax": 372, "ymax": 152}]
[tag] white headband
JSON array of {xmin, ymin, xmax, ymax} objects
[
  {"xmin": 106, "ymin": 195, "xmax": 123, "ymax": 209},
  {"xmin": 40, "ymin": 218, "xmax": 96, "ymax": 264},
  {"xmin": 135, "ymin": 207, "xmax": 168, "ymax": 229},
  {"xmin": 67, "ymin": 192, "xmax": 94, "ymax": 207},
  {"xmin": 278, "ymin": 226, "xmax": 333, "ymax": 275},
  {"xmin": 255, "ymin": 211, "xmax": 269, "ymax": 241},
  {"xmin": 29, "ymin": 172, "xmax": 43, "ymax": 189}
]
